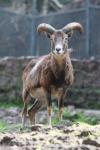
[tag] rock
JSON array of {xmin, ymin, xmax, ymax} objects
[
  {"xmin": 0, "ymin": 135, "xmax": 14, "ymax": 145},
  {"xmin": 63, "ymin": 127, "xmax": 74, "ymax": 133},
  {"xmin": 0, "ymin": 108, "xmax": 21, "ymax": 125},
  {"xmin": 83, "ymin": 138, "xmax": 100, "ymax": 147},
  {"xmin": 78, "ymin": 131, "xmax": 92, "ymax": 137},
  {"xmin": 31, "ymin": 124, "xmax": 43, "ymax": 131},
  {"xmin": 76, "ymin": 109, "xmax": 100, "ymax": 118}
]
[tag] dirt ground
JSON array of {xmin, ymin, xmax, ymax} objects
[
  {"xmin": 0, "ymin": 123, "xmax": 100, "ymax": 150},
  {"xmin": 0, "ymin": 108, "xmax": 100, "ymax": 150}
]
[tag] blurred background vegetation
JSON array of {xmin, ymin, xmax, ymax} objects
[{"xmin": 0, "ymin": 0, "xmax": 100, "ymax": 15}]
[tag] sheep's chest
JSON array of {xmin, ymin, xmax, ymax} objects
[
  {"xmin": 40, "ymin": 54, "xmax": 71, "ymax": 88},
  {"xmin": 52, "ymin": 70, "xmax": 65, "ymax": 87},
  {"xmin": 40, "ymin": 66, "xmax": 65, "ymax": 88}
]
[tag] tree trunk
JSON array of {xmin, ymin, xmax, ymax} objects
[{"xmin": 42, "ymin": 0, "xmax": 49, "ymax": 15}]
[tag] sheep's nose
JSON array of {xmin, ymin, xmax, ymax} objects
[{"xmin": 56, "ymin": 48, "xmax": 61, "ymax": 52}]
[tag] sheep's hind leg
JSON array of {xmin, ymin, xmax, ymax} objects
[
  {"xmin": 22, "ymin": 103, "xmax": 28, "ymax": 128},
  {"xmin": 45, "ymin": 89, "xmax": 52, "ymax": 127},
  {"xmin": 28, "ymin": 99, "xmax": 41, "ymax": 126}
]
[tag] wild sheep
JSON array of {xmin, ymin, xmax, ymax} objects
[{"xmin": 22, "ymin": 22, "xmax": 83, "ymax": 127}]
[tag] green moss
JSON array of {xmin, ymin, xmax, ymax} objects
[
  {"xmin": 0, "ymin": 120, "xmax": 21, "ymax": 133},
  {"xmin": 52, "ymin": 105, "xmax": 100, "ymax": 126},
  {"xmin": 0, "ymin": 100, "xmax": 23, "ymax": 108},
  {"xmin": 73, "ymin": 112, "xmax": 99, "ymax": 125},
  {"xmin": 0, "ymin": 120, "xmax": 8, "ymax": 132},
  {"xmin": 51, "ymin": 117, "xmax": 59, "ymax": 126}
]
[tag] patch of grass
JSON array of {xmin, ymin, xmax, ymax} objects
[
  {"xmin": 0, "ymin": 120, "xmax": 8, "ymax": 132},
  {"xmin": 73, "ymin": 112, "xmax": 99, "ymax": 125},
  {"xmin": 52, "ymin": 105, "xmax": 100, "ymax": 126},
  {"xmin": 0, "ymin": 101, "xmax": 23, "ymax": 109},
  {"xmin": 0, "ymin": 120, "xmax": 21, "ymax": 133},
  {"xmin": 51, "ymin": 117, "xmax": 59, "ymax": 126}
]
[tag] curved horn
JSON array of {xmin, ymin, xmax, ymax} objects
[
  {"xmin": 37, "ymin": 23, "xmax": 56, "ymax": 34},
  {"xmin": 62, "ymin": 22, "xmax": 83, "ymax": 34}
]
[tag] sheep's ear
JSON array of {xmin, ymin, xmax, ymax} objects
[
  {"xmin": 67, "ymin": 31, "xmax": 73, "ymax": 38},
  {"xmin": 43, "ymin": 32, "xmax": 51, "ymax": 38},
  {"xmin": 46, "ymin": 33, "xmax": 51, "ymax": 38}
]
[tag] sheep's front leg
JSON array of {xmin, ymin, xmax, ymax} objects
[
  {"xmin": 58, "ymin": 99, "xmax": 64, "ymax": 121},
  {"xmin": 47, "ymin": 105, "xmax": 52, "ymax": 127},
  {"xmin": 45, "ymin": 89, "xmax": 52, "ymax": 127},
  {"xmin": 58, "ymin": 88, "xmax": 66, "ymax": 121}
]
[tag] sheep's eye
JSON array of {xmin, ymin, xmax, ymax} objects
[
  {"xmin": 47, "ymin": 33, "xmax": 51, "ymax": 38},
  {"xmin": 65, "ymin": 37, "xmax": 68, "ymax": 41}
]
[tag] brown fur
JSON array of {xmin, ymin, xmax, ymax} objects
[
  {"xmin": 22, "ymin": 22, "xmax": 83, "ymax": 127},
  {"xmin": 22, "ymin": 52, "xmax": 74, "ymax": 127},
  {"xmin": 23, "ymin": 52, "xmax": 73, "ymax": 95}
]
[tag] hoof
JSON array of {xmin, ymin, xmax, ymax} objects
[{"xmin": 47, "ymin": 125, "xmax": 52, "ymax": 129}]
